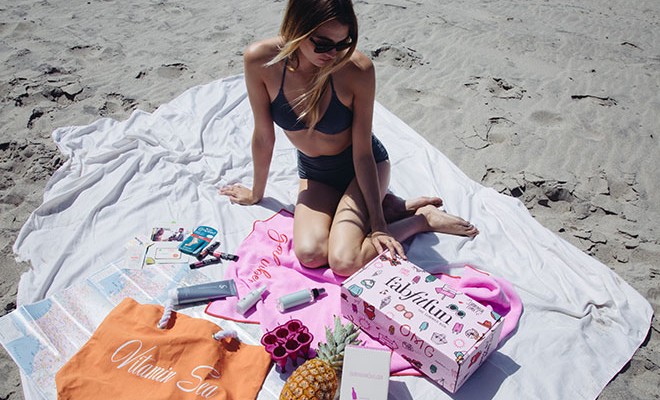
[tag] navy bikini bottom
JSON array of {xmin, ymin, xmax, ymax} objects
[{"xmin": 297, "ymin": 135, "xmax": 389, "ymax": 192}]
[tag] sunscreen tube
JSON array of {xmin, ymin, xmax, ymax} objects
[
  {"xmin": 235, "ymin": 286, "xmax": 267, "ymax": 316},
  {"xmin": 277, "ymin": 288, "xmax": 325, "ymax": 312},
  {"xmin": 169, "ymin": 279, "xmax": 237, "ymax": 305}
]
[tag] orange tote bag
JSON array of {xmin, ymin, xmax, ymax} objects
[{"xmin": 56, "ymin": 298, "xmax": 272, "ymax": 400}]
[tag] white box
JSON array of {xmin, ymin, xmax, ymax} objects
[{"xmin": 339, "ymin": 345, "xmax": 391, "ymax": 400}]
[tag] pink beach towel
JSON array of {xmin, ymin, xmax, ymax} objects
[{"xmin": 205, "ymin": 209, "xmax": 521, "ymax": 374}]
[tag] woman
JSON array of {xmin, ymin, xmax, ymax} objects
[{"xmin": 221, "ymin": 0, "xmax": 478, "ymax": 276}]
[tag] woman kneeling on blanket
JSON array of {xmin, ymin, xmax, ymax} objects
[{"xmin": 221, "ymin": 0, "xmax": 478, "ymax": 276}]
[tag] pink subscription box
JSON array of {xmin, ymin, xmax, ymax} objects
[{"xmin": 340, "ymin": 251, "xmax": 504, "ymax": 393}]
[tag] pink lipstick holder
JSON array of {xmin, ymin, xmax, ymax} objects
[{"xmin": 260, "ymin": 319, "xmax": 314, "ymax": 372}]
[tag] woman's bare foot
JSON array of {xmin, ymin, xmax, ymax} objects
[
  {"xmin": 416, "ymin": 205, "xmax": 479, "ymax": 238},
  {"xmin": 383, "ymin": 193, "xmax": 443, "ymax": 223}
]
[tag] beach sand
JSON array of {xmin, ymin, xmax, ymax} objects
[{"xmin": 1, "ymin": 0, "xmax": 657, "ymax": 398}]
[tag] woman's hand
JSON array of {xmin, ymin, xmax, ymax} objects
[
  {"xmin": 219, "ymin": 184, "xmax": 260, "ymax": 205},
  {"xmin": 369, "ymin": 230, "xmax": 407, "ymax": 260}
]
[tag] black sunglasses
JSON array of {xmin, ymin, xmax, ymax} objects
[{"xmin": 309, "ymin": 36, "xmax": 353, "ymax": 53}]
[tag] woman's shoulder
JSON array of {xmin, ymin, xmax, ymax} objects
[
  {"xmin": 336, "ymin": 50, "xmax": 374, "ymax": 84},
  {"xmin": 349, "ymin": 50, "xmax": 374, "ymax": 71},
  {"xmin": 244, "ymin": 37, "xmax": 283, "ymax": 65}
]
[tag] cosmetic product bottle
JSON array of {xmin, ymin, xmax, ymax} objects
[
  {"xmin": 277, "ymin": 288, "xmax": 325, "ymax": 312},
  {"xmin": 189, "ymin": 256, "xmax": 222, "ymax": 269},
  {"xmin": 196, "ymin": 241, "xmax": 220, "ymax": 260},
  {"xmin": 211, "ymin": 251, "xmax": 239, "ymax": 261},
  {"xmin": 235, "ymin": 286, "xmax": 267, "ymax": 316},
  {"xmin": 169, "ymin": 279, "xmax": 237, "ymax": 305}
]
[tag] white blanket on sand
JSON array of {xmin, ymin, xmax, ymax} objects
[{"xmin": 13, "ymin": 75, "xmax": 652, "ymax": 399}]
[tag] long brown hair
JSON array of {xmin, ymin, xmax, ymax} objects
[{"xmin": 268, "ymin": 0, "xmax": 358, "ymax": 130}]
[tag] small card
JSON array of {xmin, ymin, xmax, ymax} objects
[
  {"xmin": 339, "ymin": 345, "xmax": 391, "ymax": 400},
  {"xmin": 151, "ymin": 226, "xmax": 188, "ymax": 242},
  {"xmin": 123, "ymin": 235, "xmax": 149, "ymax": 270},
  {"xmin": 154, "ymin": 247, "xmax": 182, "ymax": 261}
]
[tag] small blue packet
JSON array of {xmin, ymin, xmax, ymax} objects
[{"xmin": 178, "ymin": 226, "xmax": 218, "ymax": 256}]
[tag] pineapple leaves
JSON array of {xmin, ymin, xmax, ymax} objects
[{"xmin": 324, "ymin": 324, "xmax": 336, "ymax": 349}]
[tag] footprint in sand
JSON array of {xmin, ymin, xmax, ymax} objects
[
  {"xmin": 458, "ymin": 116, "xmax": 517, "ymax": 150},
  {"xmin": 485, "ymin": 116, "xmax": 517, "ymax": 144},
  {"xmin": 529, "ymin": 110, "xmax": 563, "ymax": 126},
  {"xmin": 156, "ymin": 63, "xmax": 189, "ymax": 79},
  {"xmin": 99, "ymin": 93, "xmax": 137, "ymax": 117},
  {"xmin": 370, "ymin": 45, "xmax": 426, "ymax": 69},
  {"xmin": 69, "ymin": 44, "xmax": 104, "ymax": 57},
  {"xmin": 464, "ymin": 76, "xmax": 526, "ymax": 100},
  {"xmin": 570, "ymin": 94, "xmax": 617, "ymax": 107},
  {"xmin": 0, "ymin": 140, "xmax": 63, "ymax": 183}
]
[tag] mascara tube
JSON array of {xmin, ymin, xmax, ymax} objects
[
  {"xmin": 196, "ymin": 241, "xmax": 221, "ymax": 260},
  {"xmin": 169, "ymin": 279, "xmax": 237, "ymax": 305},
  {"xmin": 189, "ymin": 256, "xmax": 222, "ymax": 269},
  {"xmin": 211, "ymin": 251, "xmax": 239, "ymax": 262}
]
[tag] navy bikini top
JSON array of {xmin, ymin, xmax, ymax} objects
[{"xmin": 270, "ymin": 61, "xmax": 353, "ymax": 134}]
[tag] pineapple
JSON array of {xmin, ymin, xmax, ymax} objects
[{"xmin": 279, "ymin": 316, "xmax": 361, "ymax": 400}]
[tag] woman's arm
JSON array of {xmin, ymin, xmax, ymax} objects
[
  {"xmin": 349, "ymin": 55, "xmax": 405, "ymax": 257},
  {"xmin": 221, "ymin": 42, "xmax": 276, "ymax": 205}
]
